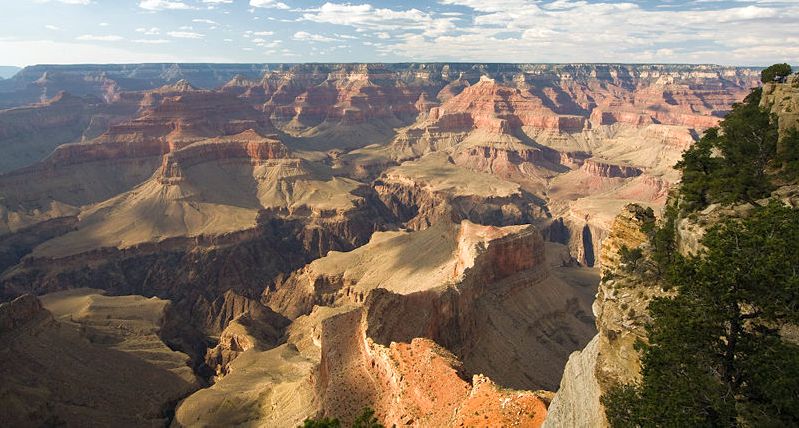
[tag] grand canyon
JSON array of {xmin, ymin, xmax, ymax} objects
[{"xmin": 3, "ymin": 61, "xmax": 786, "ymax": 427}]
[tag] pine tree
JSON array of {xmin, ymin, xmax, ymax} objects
[
  {"xmin": 604, "ymin": 202, "xmax": 799, "ymax": 427},
  {"xmin": 676, "ymin": 88, "xmax": 779, "ymax": 211}
]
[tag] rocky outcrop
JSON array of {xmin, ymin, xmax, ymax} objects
[
  {"xmin": 598, "ymin": 204, "xmax": 654, "ymax": 271},
  {"xmin": 264, "ymin": 221, "xmax": 592, "ymax": 408},
  {"xmin": 542, "ymin": 335, "xmax": 602, "ymax": 428},
  {"xmin": 582, "ymin": 159, "xmax": 643, "ymax": 179},
  {"xmin": 374, "ymin": 153, "xmax": 546, "ymax": 230},
  {"xmin": 204, "ymin": 298, "xmax": 289, "ymax": 380},
  {"xmin": 318, "ymin": 311, "xmax": 550, "ymax": 427},
  {"xmin": 1, "ymin": 289, "xmax": 200, "ymax": 427},
  {"xmin": 0, "ymin": 293, "xmax": 48, "ymax": 332},
  {"xmin": 176, "ymin": 221, "xmax": 586, "ymax": 427},
  {"xmin": 544, "ymin": 204, "xmax": 666, "ymax": 427},
  {"xmin": 761, "ymin": 74, "xmax": 799, "ymax": 137}
]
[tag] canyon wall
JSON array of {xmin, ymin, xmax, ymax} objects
[{"xmin": 0, "ymin": 63, "xmax": 762, "ymax": 426}]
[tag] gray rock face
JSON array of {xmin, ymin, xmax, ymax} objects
[{"xmin": 543, "ymin": 335, "xmax": 605, "ymax": 428}]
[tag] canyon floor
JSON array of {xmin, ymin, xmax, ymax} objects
[{"xmin": 0, "ymin": 63, "xmax": 757, "ymax": 427}]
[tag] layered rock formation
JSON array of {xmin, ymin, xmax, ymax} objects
[
  {"xmin": 761, "ymin": 73, "xmax": 799, "ymax": 136},
  {"xmin": 178, "ymin": 220, "xmax": 595, "ymax": 427},
  {"xmin": 0, "ymin": 91, "xmax": 138, "ymax": 173},
  {"xmin": 0, "ymin": 289, "xmax": 200, "ymax": 427},
  {"xmin": 545, "ymin": 78, "xmax": 799, "ymax": 427},
  {"xmin": 0, "ymin": 63, "xmax": 759, "ymax": 426},
  {"xmin": 544, "ymin": 205, "xmax": 666, "ymax": 428}
]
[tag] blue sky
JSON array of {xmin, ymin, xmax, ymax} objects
[{"xmin": 0, "ymin": 0, "xmax": 797, "ymax": 66}]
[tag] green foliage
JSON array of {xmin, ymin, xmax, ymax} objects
[
  {"xmin": 604, "ymin": 202, "xmax": 799, "ymax": 427},
  {"xmin": 300, "ymin": 417, "xmax": 341, "ymax": 428},
  {"xmin": 619, "ymin": 245, "xmax": 644, "ymax": 272},
  {"xmin": 352, "ymin": 408, "xmax": 383, "ymax": 428},
  {"xmin": 640, "ymin": 202, "xmax": 678, "ymax": 279},
  {"xmin": 300, "ymin": 408, "xmax": 383, "ymax": 428},
  {"xmin": 676, "ymin": 88, "xmax": 779, "ymax": 211},
  {"xmin": 675, "ymin": 128, "xmax": 724, "ymax": 211},
  {"xmin": 777, "ymin": 128, "xmax": 799, "ymax": 181},
  {"xmin": 761, "ymin": 63, "xmax": 792, "ymax": 83}
]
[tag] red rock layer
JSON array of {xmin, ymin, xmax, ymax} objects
[
  {"xmin": 317, "ymin": 302, "xmax": 549, "ymax": 427},
  {"xmin": 159, "ymin": 129, "xmax": 289, "ymax": 182},
  {"xmin": 581, "ymin": 159, "xmax": 643, "ymax": 179},
  {"xmin": 430, "ymin": 77, "xmax": 585, "ymax": 134}
]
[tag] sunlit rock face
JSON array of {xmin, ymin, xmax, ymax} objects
[
  {"xmin": 0, "ymin": 63, "xmax": 757, "ymax": 427},
  {"xmin": 544, "ymin": 205, "xmax": 665, "ymax": 428}
]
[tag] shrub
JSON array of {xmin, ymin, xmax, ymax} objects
[{"xmin": 761, "ymin": 63, "xmax": 792, "ymax": 83}]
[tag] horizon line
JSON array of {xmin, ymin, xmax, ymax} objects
[{"xmin": 4, "ymin": 61, "xmax": 769, "ymax": 69}]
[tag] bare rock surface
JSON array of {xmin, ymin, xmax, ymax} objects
[
  {"xmin": 0, "ymin": 289, "xmax": 199, "ymax": 427},
  {"xmin": 0, "ymin": 63, "xmax": 760, "ymax": 427}
]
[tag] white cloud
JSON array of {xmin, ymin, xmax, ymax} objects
[
  {"xmin": 167, "ymin": 31, "xmax": 205, "ymax": 39},
  {"xmin": 252, "ymin": 31, "xmax": 274, "ymax": 36},
  {"xmin": 192, "ymin": 19, "xmax": 219, "ymax": 25},
  {"xmin": 76, "ymin": 34, "xmax": 124, "ymax": 41},
  {"xmin": 293, "ymin": 31, "xmax": 338, "ymax": 42},
  {"xmin": 302, "ymin": 3, "xmax": 456, "ymax": 37},
  {"xmin": 363, "ymin": 0, "xmax": 799, "ymax": 65},
  {"xmin": 202, "ymin": 0, "xmax": 232, "ymax": 3},
  {"xmin": 136, "ymin": 27, "xmax": 161, "ymax": 35},
  {"xmin": 139, "ymin": 0, "xmax": 193, "ymax": 11},
  {"xmin": 44, "ymin": 25, "xmax": 60, "ymax": 31},
  {"xmin": 133, "ymin": 39, "xmax": 170, "ymax": 44},
  {"xmin": 99, "ymin": 22, "xmax": 109, "ymax": 27},
  {"xmin": 250, "ymin": 0, "xmax": 289, "ymax": 10}
]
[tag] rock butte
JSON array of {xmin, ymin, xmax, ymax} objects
[{"xmin": 0, "ymin": 63, "xmax": 759, "ymax": 426}]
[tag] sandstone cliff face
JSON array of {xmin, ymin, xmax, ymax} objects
[
  {"xmin": 761, "ymin": 74, "xmax": 799, "ymax": 136},
  {"xmin": 582, "ymin": 159, "xmax": 643, "ymax": 180},
  {"xmin": 545, "ymin": 204, "xmax": 667, "ymax": 428},
  {"xmin": 598, "ymin": 204, "xmax": 653, "ymax": 271},
  {"xmin": 308, "ymin": 222, "xmax": 592, "ymax": 425},
  {"xmin": 183, "ymin": 220, "xmax": 596, "ymax": 427}
]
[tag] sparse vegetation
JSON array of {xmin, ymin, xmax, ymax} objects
[
  {"xmin": 676, "ymin": 88, "xmax": 779, "ymax": 211},
  {"xmin": 604, "ymin": 80, "xmax": 799, "ymax": 426},
  {"xmin": 760, "ymin": 63, "xmax": 792, "ymax": 83},
  {"xmin": 352, "ymin": 407, "xmax": 383, "ymax": 428},
  {"xmin": 605, "ymin": 202, "xmax": 799, "ymax": 427},
  {"xmin": 300, "ymin": 408, "xmax": 384, "ymax": 428},
  {"xmin": 301, "ymin": 417, "xmax": 341, "ymax": 428},
  {"xmin": 618, "ymin": 245, "xmax": 644, "ymax": 272}
]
